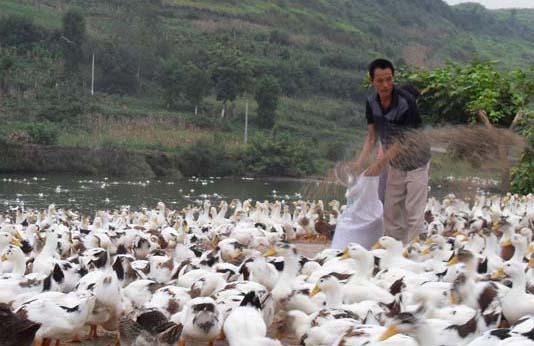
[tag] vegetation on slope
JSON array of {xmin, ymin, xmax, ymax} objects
[{"xmin": 0, "ymin": 0, "xmax": 532, "ymax": 180}]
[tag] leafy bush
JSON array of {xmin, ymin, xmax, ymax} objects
[
  {"xmin": 177, "ymin": 137, "xmax": 241, "ymax": 176},
  {"xmin": 402, "ymin": 62, "xmax": 534, "ymax": 126},
  {"xmin": 510, "ymin": 111, "xmax": 534, "ymax": 194},
  {"xmin": 403, "ymin": 62, "xmax": 534, "ymax": 192},
  {"xmin": 510, "ymin": 150, "xmax": 533, "ymax": 194},
  {"xmin": 26, "ymin": 123, "xmax": 58, "ymax": 145},
  {"xmin": 0, "ymin": 15, "xmax": 44, "ymax": 50},
  {"xmin": 244, "ymin": 133, "xmax": 319, "ymax": 176},
  {"xmin": 37, "ymin": 82, "xmax": 86, "ymax": 123},
  {"xmin": 269, "ymin": 29, "xmax": 290, "ymax": 45}
]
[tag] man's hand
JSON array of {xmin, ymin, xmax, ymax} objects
[
  {"xmin": 365, "ymin": 161, "xmax": 382, "ymax": 176},
  {"xmin": 377, "ymin": 143, "xmax": 385, "ymax": 161},
  {"xmin": 364, "ymin": 142, "xmax": 402, "ymax": 176}
]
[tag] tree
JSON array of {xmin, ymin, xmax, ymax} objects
[
  {"xmin": 121, "ymin": 0, "xmax": 165, "ymax": 93},
  {"xmin": 62, "ymin": 9, "xmax": 86, "ymax": 74},
  {"xmin": 183, "ymin": 63, "xmax": 210, "ymax": 115},
  {"xmin": 210, "ymin": 48, "xmax": 251, "ymax": 118},
  {"xmin": 96, "ymin": 43, "xmax": 140, "ymax": 95},
  {"xmin": 255, "ymin": 76, "xmax": 281, "ymax": 129},
  {"xmin": 160, "ymin": 60, "xmax": 184, "ymax": 109}
]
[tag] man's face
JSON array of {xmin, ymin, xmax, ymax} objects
[{"xmin": 371, "ymin": 68, "xmax": 394, "ymax": 99}]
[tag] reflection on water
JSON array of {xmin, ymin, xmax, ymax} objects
[{"xmin": 0, "ymin": 175, "xmax": 314, "ymax": 212}]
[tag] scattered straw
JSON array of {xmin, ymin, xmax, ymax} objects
[{"xmin": 303, "ymin": 125, "xmax": 526, "ymax": 200}]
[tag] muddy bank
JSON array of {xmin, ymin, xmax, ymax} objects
[{"xmin": 0, "ymin": 143, "xmax": 183, "ymax": 178}]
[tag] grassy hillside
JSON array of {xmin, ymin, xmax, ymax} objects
[{"xmin": 0, "ymin": 0, "xmax": 533, "ymax": 177}]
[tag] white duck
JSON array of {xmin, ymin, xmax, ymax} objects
[
  {"xmin": 15, "ymin": 290, "xmax": 96, "ymax": 346},
  {"xmin": 338, "ymin": 243, "xmax": 395, "ymax": 304},
  {"xmin": 179, "ymin": 296, "xmax": 222, "ymax": 346},
  {"xmin": 1, "ymin": 243, "xmax": 26, "ymax": 276},
  {"xmin": 223, "ymin": 291, "xmax": 282, "ymax": 346},
  {"xmin": 32, "ymin": 228, "xmax": 60, "ymax": 275},
  {"xmin": 374, "ymin": 236, "xmax": 427, "ymax": 274},
  {"xmin": 380, "ymin": 310, "xmax": 478, "ymax": 346},
  {"xmin": 496, "ymin": 261, "xmax": 534, "ymax": 324},
  {"xmin": 144, "ymin": 285, "xmax": 191, "ymax": 318}
]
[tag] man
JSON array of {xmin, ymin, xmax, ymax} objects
[{"xmin": 356, "ymin": 58, "xmax": 431, "ymax": 244}]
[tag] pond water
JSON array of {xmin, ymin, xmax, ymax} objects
[
  {"xmin": 0, "ymin": 174, "xmax": 316, "ymax": 212},
  {"xmin": 0, "ymin": 173, "xmax": 499, "ymax": 212}
]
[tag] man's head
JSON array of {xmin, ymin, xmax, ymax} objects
[{"xmin": 369, "ymin": 58, "xmax": 395, "ymax": 99}]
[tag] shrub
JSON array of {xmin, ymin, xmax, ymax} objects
[
  {"xmin": 510, "ymin": 111, "xmax": 534, "ymax": 194},
  {"xmin": 269, "ymin": 29, "xmax": 290, "ymax": 45},
  {"xmin": 37, "ymin": 80, "xmax": 86, "ymax": 123},
  {"xmin": 510, "ymin": 150, "xmax": 533, "ymax": 194},
  {"xmin": 244, "ymin": 133, "xmax": 319, "ymax": 176},
  {"xmin": 0, "ymin": 15, "xmax": 44, "ymax": 50},
  {"xmin": 177, "ymin": 137, "xmax": 241, "ymax": 176},
  {"xmin": 402, "ymin": 62, "xmax": 534, "ymax": 126},
  {"xmin": 26, "ymin": 123, "xmax": 58, "ymax": 145}
]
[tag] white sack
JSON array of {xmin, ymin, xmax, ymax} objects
[{"xmin": 331, "ymin": 174, "xmax": 384, "ymax": 250}]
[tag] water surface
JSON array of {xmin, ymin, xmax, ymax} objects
[
  {"xmin": 0, "ymin": 173, "xmax": 499, "ymax": 212},
  {"xmin": 0, "ymin": 174, "xmax": 313, "ymax": 212}
]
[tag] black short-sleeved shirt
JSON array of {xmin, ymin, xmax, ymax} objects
[{"xmin": 365, "ymin": 87, "xmax": 431, "ymax": 170}]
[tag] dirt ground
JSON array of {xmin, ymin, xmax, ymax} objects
[{"xmin": 56, "ymin": 241, "xmax": 329, "ymax": 346}]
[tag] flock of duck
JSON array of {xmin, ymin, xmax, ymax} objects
[{"xmin": 0, "ymin": 193, "xmax": 533, "ymax": 346}]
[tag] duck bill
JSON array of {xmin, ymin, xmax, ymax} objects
[
  {"xmin": 263, "ymin": 247, "xmax": 277, "ymax": 257},
  {"xmin": 379, "ymin": 325, "xmax": 399, "ymax": 341},
  {"xmin": 491, "ymin": 268, "xmax": 506, "ymax": 280},
  {"xmin": 211, "ymin": 235, "xmax": 220, "ymax": 248},
  {"xmin": 501, "ymin": 239, "xmax": 512, "ymax": 247},
  {"xmin": 0, "ymin": 255, "xmax": 7, "ymax": 262},
  {"xmin": 339, "ymin": 249, "xmax": 351, "ymax": 260},
  {"xmin": 16, "ymin": 230, "xmax": 25, "ymax": 240},
  {"xmin": 529, "ymin": 257, "xmax": 534, "ymax": 269},
  {"xmin": 10, "ymin": 238, "xmax": 22, "ymax": 247},
  {"xmin": 230, "ymin": 252, "xmax": 242, "ymax": 261},
  {"xmin": 309, "ymin": 285, "xmax": 321, "ymax": 297},
  {"xmin": 447, "ymin": 256, "xmax": 459, "ymax": 266},
  {"xmin": 372, "ymin": 242, "xmax": 383, "ymax": 250}
]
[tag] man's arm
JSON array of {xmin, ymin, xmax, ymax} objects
[
  {"xmin": 365, "ymin": 142, "xmax": 402, "ymax": 176},
  {"xmin": 355, "ymin": 124, "xmax": 377, "ymax": 168}
]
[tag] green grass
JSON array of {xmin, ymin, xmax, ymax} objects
[{"xmin": 1, "ymin": 0, "xmax": 62, "ymax": 29}]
